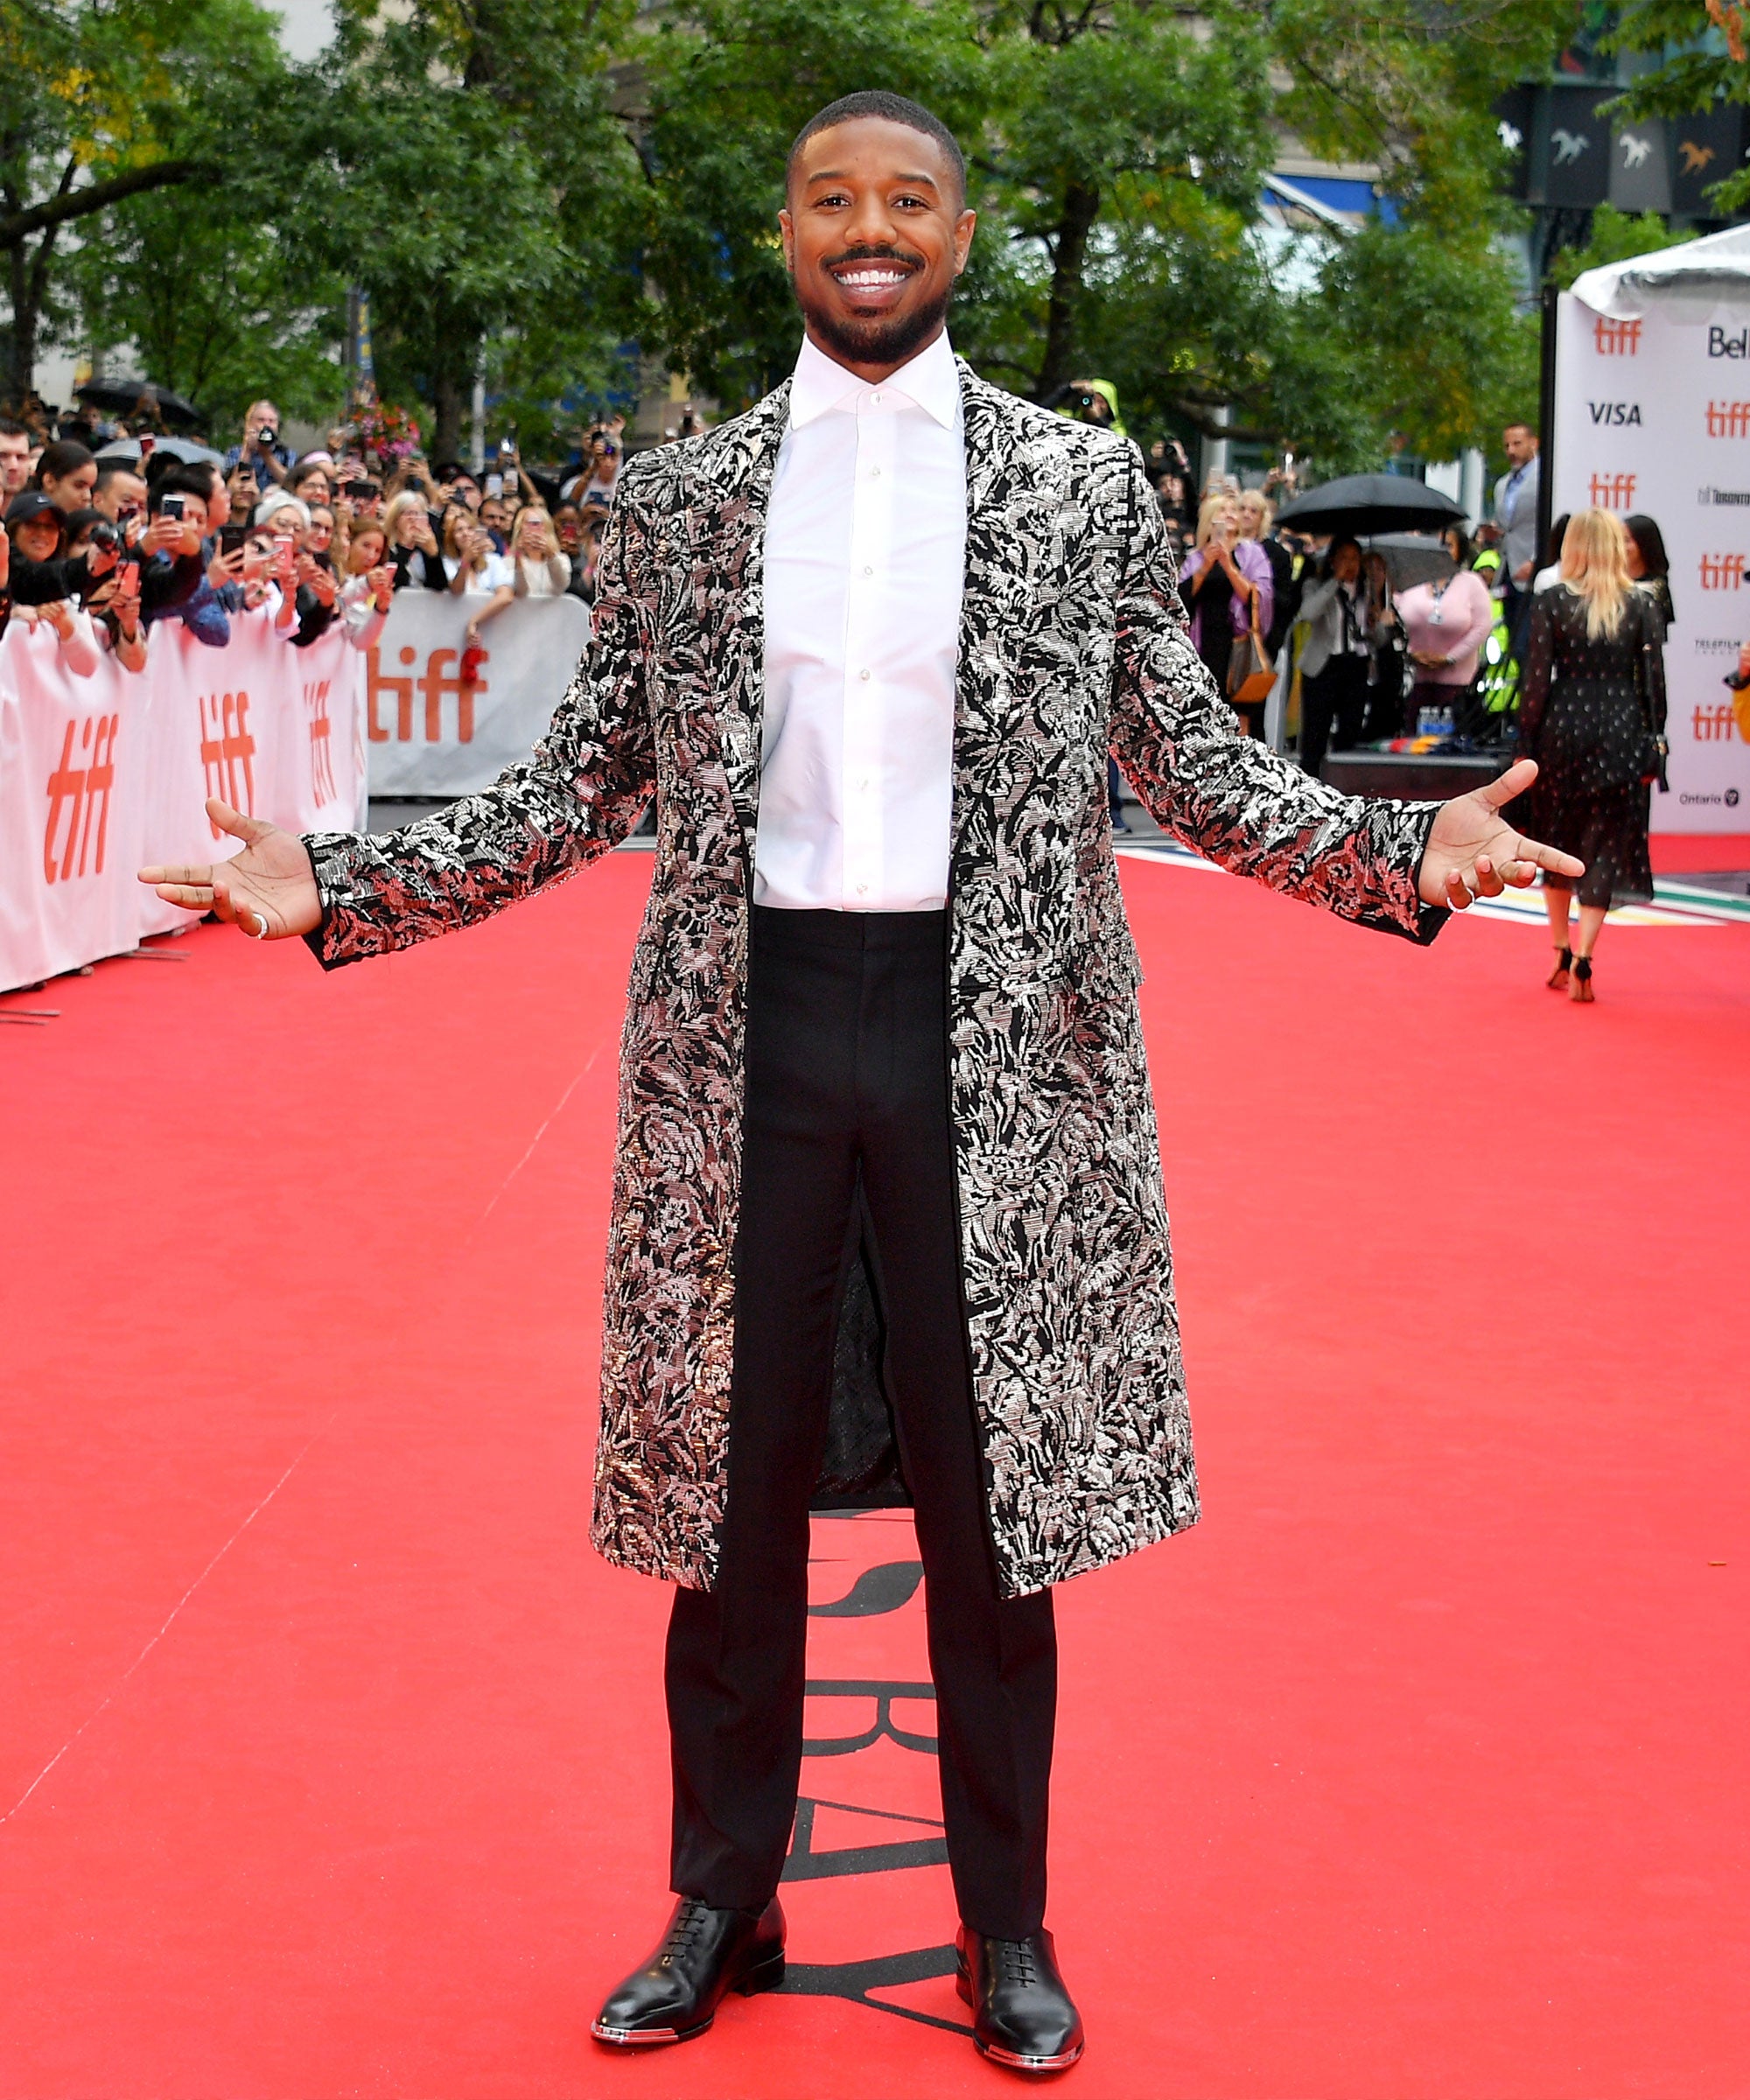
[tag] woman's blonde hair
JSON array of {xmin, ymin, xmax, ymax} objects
[
  {"xmin": 510, "ymin": 505, "xmax": 552, "ymax": 556},
  {"xmin": 383, "ymin": 490, "xmax": 427, "ymax": 547},
  {"xmin": 1236, "ymin": 489, "xmax": 1274, "ymax": 534},
  {"xmin": 1559, "ymin": 507, "xmax": 1632, "ymax": 640},
  {"xmin": 1194, "ymin": 493, "xmax": 1236, "ymax": 551}
]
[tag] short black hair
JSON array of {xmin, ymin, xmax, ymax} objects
[
  {"xmin": 94, "ymin": 462, "xmax": 142, "ymax": 496},
  {"xmin": 149, "ymin": 467, "xmax": 214, "ymax": 516},
  {"xmin": 32, "ymin": 438, "xmax": 94, "ymax": 486},
  {"xmin": 787, "ymin": 91, "xmax": 966, "ymax": 205}
]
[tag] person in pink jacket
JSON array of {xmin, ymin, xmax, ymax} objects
[{"xmin": 1393, "ymin": 535, "xmax": 1494, "ymax": 735}]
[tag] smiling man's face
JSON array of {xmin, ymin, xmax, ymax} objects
[{"xmin": 780, "ymin": 116, "xmax": 976, "ymax": 381}]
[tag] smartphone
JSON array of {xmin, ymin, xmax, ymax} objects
[
  {"xmin": 219, "ymin": 522, "xmax": 249, "ymax": 556},
  {"xmin": 160, "ymin": 493, "xmax": 186, "ymax": 522},
  {"xmin": 483, "ymin": 472, "xmax": 503, "ymax": 500},
  {"xmin": 120, "ymin": 560, "xmax": 140, "ymax": 595}
]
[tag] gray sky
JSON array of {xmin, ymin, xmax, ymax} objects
[{"xmin": 271, "ymin": 0, "xmax": 335, "ymax": 62}]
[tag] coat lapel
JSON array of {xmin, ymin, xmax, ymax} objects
[{"xmin": 683, "ymin": 380, "xmax": 791, "ymax": 874}]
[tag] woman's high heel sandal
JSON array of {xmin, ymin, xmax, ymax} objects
[
  {"xmin": 1547, "ymin": 945, "xmax": 1572, "ymax": 990},
  {"xmin": 1569, "ymin": 954, "xmax": 1594, "ymax": 1004}
]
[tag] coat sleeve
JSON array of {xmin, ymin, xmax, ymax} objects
[
  {"xmin": 1108, "ymin": 452, "xmax": 1446, "ymax": 944},
  {"xmin": 300, "ymin": 466, "xmax": 660, "ymax": 970}
]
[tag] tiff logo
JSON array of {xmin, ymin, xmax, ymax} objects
[
  {"xmin": 303, "ymin": 676, "xmax": 336, "ymax": 803},
  {"xmin": 1707, "ymin": 401, "xmax": 1750, "ymax": 438},
  {"xmin": 1594, "ymin": 316, "xmax": 1642, "ymax": 355},
  {"xmin": 366, "ymin": 643, "xmax": 480, "ymax": 744},
  {"xmin": 44, "ymin": 713, "xmax": 120, "ymax": 884},
  {"xmin": 199, "ymin": 690, "xmax": 257, "ymax": 836},
  {"xmin": 1698, "ymin": 552, "xmax": 1748, "ymax": 589},
  {"xmin": 1692, "ymin": 702, "xmax": 1742, "ymax": 740},
  {"xmin": 1589, "ymin": 472, "xmax": 1637, "ymax": 508}
]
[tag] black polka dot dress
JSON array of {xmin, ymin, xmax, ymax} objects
[{"xmin": 1516, "ymin": 584, "xmax": 1665, "ymax": 908}]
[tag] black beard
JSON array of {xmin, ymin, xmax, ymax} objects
[{"xmin": 795, "ymin": 267, "xmax": 953, "ymax": 369}]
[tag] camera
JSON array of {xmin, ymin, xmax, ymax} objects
[
  {"xmin": 255, "ymin": 424, "xmax": 277, "ymax": 450},
  {"xmin": 88, "ymin": 518, "xmax": 122, "ymax": 553}
]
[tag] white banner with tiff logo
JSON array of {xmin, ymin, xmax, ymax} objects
[
  {"xmin": 1555, "ymin": 290, "xmax": 1750, "ymax": 830},
  {"xmin": 0, "ymin": 610, "xmax": 367, "ymax": 992}
]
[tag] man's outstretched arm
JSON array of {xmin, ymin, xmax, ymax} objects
[
  {"xmin": 140, "ymin": 470, "xmax": 662, "ymax": 962},
  {"xmin": 1106, "ymin": 451, "xmax": 1580, "ymax": 935}
]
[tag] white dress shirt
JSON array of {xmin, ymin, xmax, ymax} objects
[{"xmin": 755, "ymin": 329, "xmax": 967, "ymax": 912}]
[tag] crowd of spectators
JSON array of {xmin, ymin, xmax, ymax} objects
[{"xmin": 0, "ymin": 393, "xmax": 630, "ymax": 682}]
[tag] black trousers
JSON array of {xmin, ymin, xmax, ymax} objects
[
  {"xmin": 665, "ymin": 906, "xmax": 1057, "ymax": 1940},
  {"xmin": 1299, "ymin": 654, "xmax": 1369, "ymax": 776}
]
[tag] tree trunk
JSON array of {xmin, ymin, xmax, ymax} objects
[
  {"xmin": 432, "ymin": 364, "xmax": 467, "ymax": 464},
  {"xmin": 1034, "ymin": 178, "xmax": 1099, "ymax": 401},
  {"xmin": 7, "ymin": 237, "xmax": 36, "ymax": 407}
]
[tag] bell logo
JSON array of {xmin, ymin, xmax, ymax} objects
[
  {"xmin": 1706, "ymin": 401, "xmax": 1750, "ymax": 438},
  {"xmin": 1699, "ymin": 552, "xmax": 1748, "ymax": 589},
  {"xmin": 198, "ymin": 690, "xmax": 257, "ymax": 837},
  {"xmin": 43, "ymin": 713, "xmax": 119, "ymax": 884},
  {"xmin": 1594, "ymin": 317, "xmax": 1642, "ymax": 355},
  {"xmin": 1589, "ymin": 472, "xmax": 1636, "ymax": 508},
  {"xmin": 303, "ymin": 676, "xmax": 336, "ymax": 803}
]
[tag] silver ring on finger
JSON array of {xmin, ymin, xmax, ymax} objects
[{"xmin": 248, "ymin": 910, "xmax": 270, "ymax": 941}]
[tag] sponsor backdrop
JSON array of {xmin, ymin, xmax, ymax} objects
[
  {"xmin": 1554, "ymin": 289, "xmax": 1750, "ymax": 831},
  {"xmin": 0, "ymin": 611, "xmax": 367, "ymax": 994},
  {"xmin": 362, "ymin": 592, "xmax": 591, "ymax": 796}
]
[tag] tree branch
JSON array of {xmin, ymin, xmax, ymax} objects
[{"xmin": 0, "ymin": 158, "xmax": 207, "ymax": 248}]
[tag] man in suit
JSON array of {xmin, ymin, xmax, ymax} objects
[
  {"xmin": 143, "ymin": 92, "xmax": 1580, "ymax": 2078},
  {"xmin": 1493, "ymin": 420, "xmax": 1542, "ymax": 652}
]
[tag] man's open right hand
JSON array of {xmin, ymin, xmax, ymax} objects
[{"xmin": 138, "ymin": 800, "xmax": 321, "ymax": 940}]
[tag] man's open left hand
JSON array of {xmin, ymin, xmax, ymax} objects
[{"xmin": 1418, "ymin": 759, "xmax": 1584, "ymax": 909}]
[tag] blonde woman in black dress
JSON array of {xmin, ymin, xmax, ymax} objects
[{"xmin": 1517, "ymin": 508, "xmax": 1666, "ymax": 1002}]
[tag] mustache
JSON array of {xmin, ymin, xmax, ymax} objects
[{"xmin": 821, "ymin": 243, "xmax": 925, "ymax": 273}]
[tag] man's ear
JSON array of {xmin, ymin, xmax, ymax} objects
[
  {"xmin": 952, "ymin": 208, "xmax": 976, "ymax": 278},
  {"xmin": 778, "ymin": 206, "xmax": 795, "ymax": 276}
]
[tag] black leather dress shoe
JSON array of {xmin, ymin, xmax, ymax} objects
[
  {"xmin": 956, "ymin": 1925, "xmax": 1085, "ymax": 2074},
  {"xmin": 591, "ymin": 1895, "xmax": 786, "ymax": 2047}
]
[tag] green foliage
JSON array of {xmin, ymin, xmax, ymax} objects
[
  {"xmin": 1546, "ymin": 202, "xmax": 1683, "ymax": 290},
  {"xmin": 290, "ymin": 0, "xmax": 648, "ymax": 455}
]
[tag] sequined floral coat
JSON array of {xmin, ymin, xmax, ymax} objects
[{"xmin": 305, "ymin": 363, "xmax": 1444, "ymax": 1598}]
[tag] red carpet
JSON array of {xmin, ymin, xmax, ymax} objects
[
  {"xmin": 2, "ymin": 853, "xmax": 1745, "ymax": 2099},
  {"xmin": 1649, "ymin": 831, "xmax": 1750, "ymax": 872}
]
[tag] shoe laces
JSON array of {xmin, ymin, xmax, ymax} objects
[
  {"xmin": 658, "ymin": 1898, "xmax": 714, "ymax": 1964},
  {"xmin": 991, "ymin": 1937, "xmax": 1040, "ymax": 1988}
]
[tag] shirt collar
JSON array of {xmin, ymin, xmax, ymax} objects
[{"xmin": 788, "ymin": 329, "xmax": 961, "ymax": 430}]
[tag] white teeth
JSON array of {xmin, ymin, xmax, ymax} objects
[{"xmin": 836, "ymin": 268, "xmax": 907, "ymax": 286}]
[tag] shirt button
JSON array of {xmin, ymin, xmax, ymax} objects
[
  {"xmin": 855, "ymin": 883, "xmax": 868, "ymax": 895},
  {"xmin": 869, "ymin": 466, "xmax": 881, "ymax": 479},
  {"xmin": 863, "ymin": 564, "xmax": 873, "ymax": 577},
  {"xmin": 859, "ymin": 668, "xmax": 872, "ymax": 682},
  {"xmin": 870, "ymin": 391, "xmax": 881, "ymax": 404}
]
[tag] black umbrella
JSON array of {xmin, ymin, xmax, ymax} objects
[
  {"xmin": 75, "ymin": 379, "xmax": 202, "ymax": 429},
  {"xmin": 1275, "ymin": 473, "xmax": 1465, "ymax": 538}
]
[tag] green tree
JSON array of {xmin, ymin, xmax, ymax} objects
[
  {"xmin": 632, "ymin": 0, "xmax": 1568, "ymax": 473},
  {"xmin": 290, "ymin": 0, "xmax": 647, "ymax": 458},
  {"xmin": 0, "ymin": 0, "xmax": 263, "ymax": 404}
]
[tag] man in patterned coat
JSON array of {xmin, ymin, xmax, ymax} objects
[{"xmin": 143, "ymin": 92, "xmax": 1580, "ymax": 2077}]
